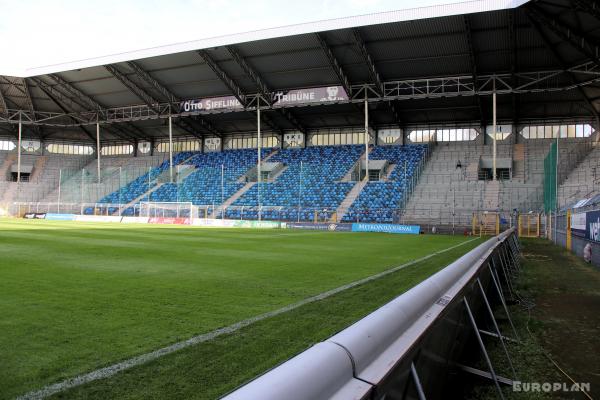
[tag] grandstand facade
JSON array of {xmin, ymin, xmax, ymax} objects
[{"xmin": 1, "ymin": 0, "xmax": 599, "ymax": 231}]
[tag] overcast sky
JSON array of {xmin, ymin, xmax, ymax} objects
[{"xmin": 0, "ymin": 0, "xmax": 457, "ymax": 76}]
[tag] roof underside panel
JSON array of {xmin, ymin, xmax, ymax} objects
[{"xmin": 2, "ymin": 0, "xmax": 600, "ymax": 142}]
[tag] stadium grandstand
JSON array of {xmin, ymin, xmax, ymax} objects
[
  {"xmin": 1, "ymin": 0, "xmax": 599, "ymax": 399},
  {"xmin": 1, "ymin": 0, "xmax": 599, "ymax": 232}
]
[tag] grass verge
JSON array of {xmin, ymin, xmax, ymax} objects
[
  {"xmin": 46, "ymin": 238, "xmax": 482, "ymax": 399},
  {"xmin": 0, "ymin": 219, "xmax": 473, "ymax": 399},
  {"xmin": 466, "ymin": 238, "xmax": 600, "ymax": 399}
]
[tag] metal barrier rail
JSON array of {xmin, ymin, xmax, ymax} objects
[{"xmin": 222, "ymin": 229, "xmax": 521, "ymax": 400}]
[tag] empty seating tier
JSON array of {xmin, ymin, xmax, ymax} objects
[
  {"xmin": 89, "ymin": 145, "xmax": 429, "ymax": 222},
  {"xmin": 342, "ymin": 145, "xmax": 427, "ymax": 223}
]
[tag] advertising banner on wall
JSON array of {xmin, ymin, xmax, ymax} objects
[
  {"xmin": 287, "ymin": 222, "xmax": 352, "ymax": 231},
  {"xmin": 272, "ymin": 86, "xmax": 349, "ymax": 107},
  {"xmin": 75, "ymin": 215, "xmax": 123, "ymax": 223},
  {"xmin": 180, "ymin": 96, "xmax": 244, "ymax": 113},
  {"xmin": 192, "ymin": 219, "xmax": 283, "ymax": 229},
  {"xmin": 149, "ymin": 217, "xmax": 191, "ymax": 225},
  {"xmin": 351, "ymin": 223, "xmax": 421, "ymax": 234},
  {"xmin": 121, "ymin": 217, "xmax": 150, "ymax": 224},
  {"xmin": 181, "ymin": 86, "xmax": 348, "ymax": 113},
  {"xmin": 585, "ymin": 210, "xmax": 600, "ymax": 242},
  {"xmin": 45, "ymin": 213, "xmax": 76, "ymax": 221},
  {"xmin": 233, "ymin": 220, "xmax": 282, "ymax": 229},
  {"xmin": 193, "ymin": 218, "xmax": 237, "ymax": 228},
  {"xmin": 23, "ymin": 213, "xmax": 47, "ymax": 219},
  {"xmin": 571, "ymin": 212, "xmax": 586, "ymax": 237}
]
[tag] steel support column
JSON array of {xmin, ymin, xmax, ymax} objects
[
  {"xmin": 257, "ymin": 100, "xmax": 262, "ymax": 221},
  {"xmin": 493, "ymin": 91, "xmax": 497, "ymax": 181},
  {"xmin": 169, "ymin": 115, "xmax": 174, "ymax": 183},
  {"xmin": 17, "ymin": 115, "xmax": 22, "ymax": 183},
  {"xmin": 364, "ymin": 98, "xmax": 369, "ymax": 181},
  {"xmin": 96, "ymin": 122, "xmax": 101, "ymax": 183}
]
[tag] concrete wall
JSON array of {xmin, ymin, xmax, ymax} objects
[{"xmin": 553, "ymin": 229, "xmax": 600, "ymax": 269}]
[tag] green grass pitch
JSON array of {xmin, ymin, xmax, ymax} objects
[{"xmin": 0, "ymin": 219, "xmax": 481, "ymax": 399}]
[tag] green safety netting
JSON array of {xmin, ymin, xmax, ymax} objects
[{"xmin": 543, "ymin": 141, "xmax": 557, "ymax": 212}]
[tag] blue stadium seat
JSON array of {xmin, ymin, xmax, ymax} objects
[
  {"xmin": 149, "ymin": 149, "xmax": 261, "ymax": 206},
  {"xmin": 97, "ymin": 152, "xmax": 192, "ymax": 212},
  {"xmin": 342, "ymin": 144, "xmax": 427, "ymax": 223},
  {"xmin": 230, "ymin": 145, "xmax": 362, "ymax": 221},
  {"xmin": 97, "ymin": 144, "xmax": 427, "ymax": 222}
]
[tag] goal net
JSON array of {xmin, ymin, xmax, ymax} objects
[{"xmin": 138, "ymin": 202, "xmax": 196, "ymax": 218}]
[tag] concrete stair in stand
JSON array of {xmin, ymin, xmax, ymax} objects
[
  {"xmin": 479, "ymin": 213, "xmax": 498, "ymax": 235},
  {"xmin": 483, "ymin": 180, "xmax": 500, "ymax": 210},
  {"xmin": 512, "ymin": 143, "xmax": 525, "ymax": 181},
  {"xmin": 341, "ymin": 145, "xmax": 373, "ymax": 181},
  {"xmin": 333, "ymin": 179, "xmax": 367, "ymax": 222},
  {"xmin": 210, "ymin": 182, "xmax": 256, "ymax": 217},
  {"xmin": 121, "ymin": 183, "xmax": 166, "ymax": 215},
  {"xmin": 0, "ymin": 153, "xmax": 16, "ymax": 180},
  {"xmin": 29, "ymin": 156, "xmax": 48, "ymax": 182},
  {"xmin": 1, "ymin": 182, "xmax": 18, "ymax": 204}
]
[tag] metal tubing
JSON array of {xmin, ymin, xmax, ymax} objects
[
  {"xmin": 257, "ymin": 100, "xmax": 262, "ymax": 221},
  {"xmin": 364, "ymin": 97, "xmax": 369, "ymax": 181},
  {"xmin": 223, "ymin": 231, "xmax": 518, "ymax": 400},
  {"xmin": 17, "ymin": 116, "xmax": 22, "ymax": 183},
  {"xmin": 488, "ymin": 263, "xmax": 519, "ymax": 340},
  {"xmin": 492, "ymin": 253, "xmax": 515, "ymax": 298},
  {"xmin": 463, "ymin": 297, "xmax": 505, "ymax": 400},
  {"xmin": 492, "ymin": 91, "xmax": 497, "ymax": 181},
  {"xmin": 477, "ymin": 278, "xmax": 517, "ymax": 379},
  {"xmin": 96, "ymin": 122, "xmax": 101, "ymax": 183},
  {"xmin": 57, "ymin": 169, "xmax": 62, "ymax": 213},
  {"xmin": 411, "ymin": 362, "xmax": 427, "ymax": 400},
  {"xmin": 168, "ymin": 115, "xmax": 173, "ymax": 183}
]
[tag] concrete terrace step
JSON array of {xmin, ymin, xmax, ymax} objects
[
  {"xmin": 211, "ymin": 182, "xmax": 256, "ymax": 217},
  {"xmin": 483, "ymin": 180, "xmax": 500, "ymax": 210},
  {"xmin": 334, "ymin": 179, "xmax": 367, "ymax": 222},
  {"xmin": 122, "ymin": 183, "xmax": 166, "ymax": 214},
  {"xmin": 0, "ymin": 153, "xmax": 16, "ymax": 180},
  {"xmin": 237, "ymin": 149, "xmax": 279, "ymax": 183},
  {"xmin": 382, "ymin": 164, "xmax": 396, "ymax": 181},
  {"xmin": 29, "ymin": 156, "xmax": 47, "ymax": 182},
  {"xmin": 341, "ymin": 145, "xmax": 373, "ymax": 181},
  {"xmin": 261, "ymin": 148, "xmax": 279, "ymax": 162}
]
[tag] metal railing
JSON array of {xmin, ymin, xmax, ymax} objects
[{"xmin": 222, "ymin": 229, "xmax": 521, "ymax": 400}]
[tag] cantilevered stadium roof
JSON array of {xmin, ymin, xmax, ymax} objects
[{"xmin": 0, "ymin": 0, "xmax": 599, "ymax": 142}]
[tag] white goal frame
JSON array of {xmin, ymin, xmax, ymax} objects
[{"xmin": 138, "ymin": 201, "xmax": 196, "ymax": 218}]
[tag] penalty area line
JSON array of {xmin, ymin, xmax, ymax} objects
[{"xmin": 17, "ymin": 237, "xmax": 479, "ymax": 400}]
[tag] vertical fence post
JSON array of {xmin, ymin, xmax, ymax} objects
[
  {"xmin": 57, "ymin": 169, "xmax": 62, "ymax": 213},
  {"xmin": 566, "ymin": 208, "xmax": 572, "ymax": 251},
  {"xmin": 298, "ymin": 160, "xmax": 303, "ymax": 223},
  {"xmin": 80, "ymin": 168, "xmax": 84, "ymax": 215}
]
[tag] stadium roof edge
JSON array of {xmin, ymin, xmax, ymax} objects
[{"xmin": 20, "ymin": 0, "xmax": 529, "ymax": 78}]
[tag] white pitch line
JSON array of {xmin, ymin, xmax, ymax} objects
[{"xmin": 16, "ymin": 237, "xmax": 479, "ymax": 400}]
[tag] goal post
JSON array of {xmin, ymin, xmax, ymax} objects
[{"xmin": 138, "ymin": 201, "xmax": 196, "ymax": 218}]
